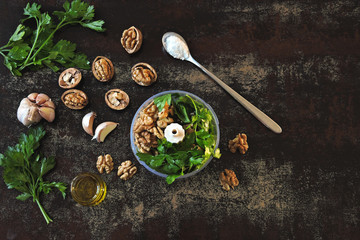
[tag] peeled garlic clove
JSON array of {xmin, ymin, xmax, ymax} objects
[
  {"xmin": 92, "ymin": 121, "xmax": 118, "ymax": 143},
  {"xmin": 28, "ymin": 107, "xmax": 42, "ymax": 123},
  {"xmin": 40, "ymin": 99, "xmax": 55, "ymax": 109},
  {"xmin": 27, "ymin": 93, "xmax": 38, "ymax": 102},
  {"xmin": 164, "ymin": 123, "xmax": 185, "ymax": 143},
  {"xmin": 82, "ymin": 112, "xmax": 97, "ymax": 136},
  {"xmin": 36, "ymin": 93, "xmax": 50, "ymax": 105},
  {"xmin": 38, "ymin": 107, "xmax": 55, "ymax": 122}
]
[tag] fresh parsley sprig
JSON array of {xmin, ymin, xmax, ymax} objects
[
  {"xmin": 0, "ymin": 127, "xmax": 66, "ymax": 224},
  {"xmin": 0, "ymin": 0, "xmax": 105, "ymax": 76}
]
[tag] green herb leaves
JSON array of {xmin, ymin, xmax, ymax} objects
[
  {"xmin": 0, "ymin": 0, "xmax": 105, "ymax": 76},
  {"xmin": 154, "ymin": 94, "xmax": 172, "ymax": 112},
  {"xmin": 0, "ymin": 127, "xmax": 67, "ymax": 224}
]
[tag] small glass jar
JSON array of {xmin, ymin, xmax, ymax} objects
[{"xmin": 70, "ymin": 172, "xmax": 107, "ymax": 206}]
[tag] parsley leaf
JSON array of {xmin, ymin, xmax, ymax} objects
[
  {"xmin": 0, "ymin": 0, "xmax": 105, "ymax": 76},
  {"xmin": 154, "ymin": 94, "xmax": 172, "ymax": 112},
  {"xmin": 0, "ymin": 127, "xmax": 67, "ymax": 224}
]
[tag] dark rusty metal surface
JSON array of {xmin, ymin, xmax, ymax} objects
[{"xmin": 1, "ymin": 0, "xmax": 360, "ymax": 239}]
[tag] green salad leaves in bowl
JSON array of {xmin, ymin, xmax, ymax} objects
[{"xmin": 130, "ymin": 90, "xmax": 221, "ymax": 184}]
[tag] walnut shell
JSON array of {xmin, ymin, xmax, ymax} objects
[
  {"xmin": 92, "ymin": 56, "xmax": 114, "ymax": 82},
  {"xmin": 61, "ymin": 89, "xmax": 88, "ymax": 110},
  {"xmin": 58, "ymin": 68, "xmax": 82, "ymax": 89},
  {"xmin": 120, "ymin": 26, "xmax": 143, "ymax": 54},
  {"xmin": 105, "ymin": 89, "xmax": 130, "ymax": 110},
  {"xmin": 131, "ymin": 62, "xmax": 157, "ymax": 86}
]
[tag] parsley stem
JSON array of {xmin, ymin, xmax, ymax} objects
[
  {"xmin": 24, "ymin": 19, "xmax": 67, "ymax": 68},
  {"xmin": 0, "ymin": 51, "xmax": 6, "ymax": 58},
  {"xmin": 21, "ymin": 17, "xmax": 40, "ymax": 69},
  {"xmin": 0, "ymin": 45, "xmax": 9, "ymax": 50},
  {"xmin": 35, "ymin": 198, "xmax": 53, "ymax": 224}
]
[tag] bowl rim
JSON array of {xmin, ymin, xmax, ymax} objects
[{"xmin": 130, "ymin": 90, "xmax": 220, "ymax": 179}]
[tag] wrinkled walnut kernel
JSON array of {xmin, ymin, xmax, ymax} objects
[
  {"xmin": 96, "ymin": 154, "xmax": 114, "ymax": 174},
  {"xmin": 228, "ymin": 133, "xmax": 249, "ymax": 154},
  {"xmin": 92, "ymin": 56, "xmax": 114, "ymax": 82},
  {"xmin": 121, "ymin": 26, "xmax": 143, "ymax": 54},
  {"xmin": 219, "ymin": 169, "xmax": 239, "ymax": 191},
  {"xmin": 117, "ymin": 160, "xmax": 137, "ymax": 180},
  {"xmin": 131, "ymin": 63, "xmax": 157, "ymax": 86}
]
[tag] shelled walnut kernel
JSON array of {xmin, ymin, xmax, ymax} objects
[
  {"xmin": 228, "ymin": 133, "xmax": 249, "ymax": 154},
  {"xmin": 219, "ymin": 169, "xmax": 239, "ymax": 191},
  {"xmin": 133, "ymin": 101, "xmax": 174, "ymax": 153},
  {"xmin": 96, "ymin": 154, "xmax": 114, "ymax": 174},
  {"xmin": 117, "ymin": 160, "xmax": 137, "ymax": 180}
]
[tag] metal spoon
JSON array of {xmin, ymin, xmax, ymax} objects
[{"xmin": 162, "ymin": 32, "xmax": 282, "ymax": 134}]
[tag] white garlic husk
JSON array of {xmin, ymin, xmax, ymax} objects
[
  {"xmin": 164, "ymin": 123, "xmax": 185, "ymax": 143},
  {"xmin": 17, "ymin": 98, "xmax": 42, "ymax": 127}
]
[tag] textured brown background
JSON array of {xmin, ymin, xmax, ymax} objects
[{"xmin": 1, "ymin": 0, "xmax": 360, "ymax": 239}]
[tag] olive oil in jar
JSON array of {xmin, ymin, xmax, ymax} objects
[{"xmin": 71, "ymin": 172, "xmax": 106, "ymax": 206}]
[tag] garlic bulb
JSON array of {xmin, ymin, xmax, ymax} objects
[
  {"xmin": 164, "ymin": 123, "xmax": 185, "ymax": 143},
  {"xmin": 17, "ymin": 93, "xmax": 56, "ymax": 127}
]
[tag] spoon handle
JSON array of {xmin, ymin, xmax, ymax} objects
[{"xmin": 187, "ymin": 56, "xmax": 282, "ymax": 134}]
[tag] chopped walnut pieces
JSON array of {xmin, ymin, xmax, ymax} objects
[
  {"xmin": 135, "ymin": 131, "xmax": 158, "ymax": 153},
  {"xmin": 228, "ymin": 133, "xmax": 249, "ymax": 154},
  {"xmin": 133, "ymin": 100, "xmax": 174, "ymax": 153},
  {"xmin": 219, "ymin": 169, "xmax": 239, "ymax": 191},
  {"xmin": 96, "ymin": 154, "xmax": 114, "ymax": 174},
  {"xmin": 117, "ymin": 160, "xmax": 137, "ymax": 180}
]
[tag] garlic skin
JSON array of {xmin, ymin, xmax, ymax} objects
[
  {"xmin": 164, "ymin": 123, "xmax": 185, "ymax": 143},
  {"xmin": 17, "ymin": 93, "xmax": 56, "ymax": 127},
  {"xmin": 17, "ymin": 98, "xmax": 42, "ymax": 127}
]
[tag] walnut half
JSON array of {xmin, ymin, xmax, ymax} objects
[
  {"xmin": 117, "ymin": 160, "xmax": 137, "ymax": 180},
  {"xmin": 97, "ymin": 154, "xmax": 114, "ymax": 174},
  {"xmin": 228, "ymin": 133, "xmax": 249, "ymax": 154},
  {"xmin": 92, "ymin": 56, "xmax": 114, "ymax": 82},
  {"xmin": 219, "ymin": 169, "xmax": 239, "ymax": 191},
  {"xmin": 58, "ymin": 68, "xmax": 82, "ymax": 89},
  {"xmin": 131, "ymin": 63, "xmax": 157, "ymax": 86},
  {"xmin": 121, "ymin": 26, "xmax": 142, "ymax": 54},
  {"xmin": 61, "ymin": 89, "xmax": 88, "ymax": 110},
  {"xmin": 105, "ymin": 89, "xmax": 130, "ymax": 110}
]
